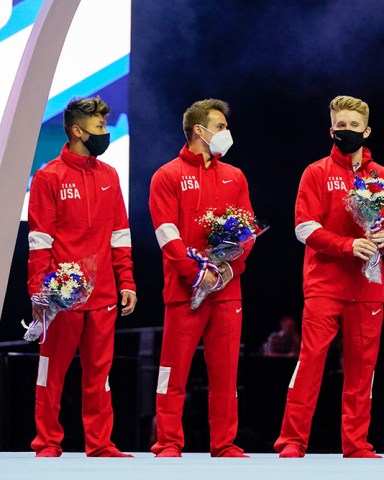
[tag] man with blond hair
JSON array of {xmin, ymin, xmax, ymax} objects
[{"xmin": 274, "ymin": 95, "xmax": 384, "ymax": 458}]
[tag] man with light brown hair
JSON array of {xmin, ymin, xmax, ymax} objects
[
  {"xmin": 274, "ymin": 95, "xmax": 384, "ymax": 458},
  {"xmin": 149, "ymin": 98, "xmax": 258, "ymax": 457}
]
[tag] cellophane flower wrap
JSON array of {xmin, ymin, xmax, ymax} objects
[
  {"xmin": 187, "ymin": 206, "xmax": 262, "ymax": 309},
  {"xmin": 23, "ymin": 260, "xmax": 95, "ymax": 343},
  {"xmin": 345, "ymin": 171, "xmax": 384, "ymax": 283}
]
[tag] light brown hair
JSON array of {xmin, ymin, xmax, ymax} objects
[{"xmin": 183, "ymin": 98, "xmax": 230, "ymax": 141}]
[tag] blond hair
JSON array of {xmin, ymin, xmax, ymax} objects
[
  {"xmin": 183, "ymin": 98, "xmax": 230, "ymax": 141},
  {"xmin": 329, "ymin": 95, "xmax": 369, "ymax": 126}
]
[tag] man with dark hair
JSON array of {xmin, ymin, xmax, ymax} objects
[
  {"xmin": 149, "ymin": 98, "xmax": 257, "ymax": 457},
  {"xmin": 27, "ymin": 95, "xmax": 137, "ymax": 457}
]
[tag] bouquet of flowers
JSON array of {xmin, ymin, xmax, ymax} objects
[
  {"xmin": 345, "ymin": 171, "xmax": 384, "ymax": 283},
  {"xmin": 22, "ymin": 261, "xmax": 94, "ymax": 343},
  {"xmin": 187, "ymin": 206, "xmax": 269, "ymax": 309}
]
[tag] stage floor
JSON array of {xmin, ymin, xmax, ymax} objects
[{"xmin": 1, "ymin": 452, "xmax": 384, "ymax": 480}]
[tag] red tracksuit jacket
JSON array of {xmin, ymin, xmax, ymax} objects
[
  {"xmin": 295, "ymin": 145, "xmax": 384, "ymax": 302},
  {"xmin": 28, "ymin": 144, "xmax": 135, "ymax": 309},
  {"xmin": 149, "ymin": 144, "xmax": 255, "ymax": 304}
]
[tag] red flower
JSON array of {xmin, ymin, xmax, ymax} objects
[{"xmin": 368, "ymin": 183, "xmax": 383, "ymax": 193}]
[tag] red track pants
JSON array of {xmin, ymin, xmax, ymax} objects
[
  {"xmin": 151, "ymin": 299, "xmax": 244, "ymax": 456},
  {"xmin": 274, "ymin": 298, "xmax": 383, "ymax": 456},
  {"xmin": 31, "ymin": 306, "xmax": 119, "ymax": 456}
]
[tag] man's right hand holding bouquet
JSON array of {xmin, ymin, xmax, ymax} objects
[
  {"xmin": 352, "ymin": 237, "xmax": 380, "ymax": 284},
  {"xmin": 22, "ymin": 259, "xmax": 94, "ymax": 343},
  {"xmin": 187, "ymin": 206, "xmax": 269, "ymax": 309},
  {"xmin": 352, "ymin": 236, "xmax": 383, "ymax": 260},
  {"xmin": 197, "ymin": 261, "xmax": 233, "ymax": 292},
  {"xmin": 346, "ymin": 171, "xmax": 384, "ymax": 283}
]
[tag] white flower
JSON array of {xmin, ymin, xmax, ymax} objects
[
  {"xmin": 71, "ymin": 263, "xmax": 82, "ymax": 274},
  {"xmin": 58, "ymin": 262, "xmax": 73, "ymax": 273},
  {"xmin": 58, "ymin": 261, "xmax": 82, "ymax": 276},
  {"xmin": 355, "ymin": 190, "xmax": 373, "ymax": 199},
  {"xmin": 372, "ymin": 191, "xmax": 384, "ymax": 199},
  {"xmin": 48, "ymin": 278, "xmax": 59, "ymax": 291},
  {"xmin": 60, "ymin": 285, "xmax": 72, "ymax": 300}
]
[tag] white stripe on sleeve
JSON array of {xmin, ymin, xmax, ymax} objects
[
  {"xmin": 111, "ymin": 228, "xmax": 132, "ymax": 248},
  {"xmin": 295, "ymin": 221, "xmax": 322, "ymax": 244},
  {"xmin": 155, "ymin": 223, "xmax": 181, "ymax": 248},
  {"xmin": 28, "ymin": 231, "xmax": 53, "ymax": 250}
]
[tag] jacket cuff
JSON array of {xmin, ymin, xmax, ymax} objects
[{"xmin": 344, "ymin": 238, "xmax": 357, "ymax": 256}]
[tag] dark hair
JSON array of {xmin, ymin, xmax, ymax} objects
[
  {"xmin": 183, "ymin": 98, "xmax": 230, "ymax": 141},
  {"xmin": 64, "ymin": 96, "xmax": 110, "ymax": 137}
]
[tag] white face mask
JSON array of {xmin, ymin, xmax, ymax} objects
[{"xmin": 199, "ymin": 125, "xmax": 233, "ymax": 157}]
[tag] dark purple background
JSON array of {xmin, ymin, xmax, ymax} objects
[{"xmin": 128, "ymin": 0, "xmax": 384, "ymax": 348}]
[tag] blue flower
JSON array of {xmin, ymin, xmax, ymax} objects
[
  {"xmin": 44, "ymin": 272, "xmax": 57, "ymax": 287},
  {"xmin": 354, "ymin": 176, "xmax": 366, "ymax": 190},
  {"xmin": 70, "ymin": 273, "xmax": 81, "ymax": 283},
  {"xmin": 237, "ymin": 226, "xmax": 253, "ymax": 242},
  {"xmin": 224, "ymin": 216, "xmax": 240, "ymax": 233}
]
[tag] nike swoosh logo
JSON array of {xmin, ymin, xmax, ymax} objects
[
  {"xmin": 101, "ymin": 186, "xmax": 111, "ymax": 191},
  {"xmin": 236, "ymin": 307, "xmax": 242, "ymax": 314},
  {"xmin": 222, "ymin": 179, "xmax": 233, "ymax": 184},
  {"xmin": 107, "ymin": 305, "xmax": 117, "ymax": 311},
  {"xmin": 372, "ymin": 309, "xmax": 381, "ymax": 316}
]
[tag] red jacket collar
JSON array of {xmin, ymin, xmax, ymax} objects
[
  {"xmin": 330, "ymin": 144, "xmax": 372, "ymax": 170},
  {"xmin": 60, "ymin": 143, "xmax": 97, "ymax": 170},
  {"xmin": 179, "ymin": 144, "xmax": 221, "ymax": 168}
]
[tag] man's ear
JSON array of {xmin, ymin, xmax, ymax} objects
[
  {"xmin": 329, "ymin": 127, "xmax": 335, "ymax": 140},
  {"xmin": 193, "ymin": 124, "xmax": 203, "ymax": 136},
  {"xmin": 363, "ymin": 126, "xmax": 371, "ymax": 138},
  {"xmin": 71, "ymin": 124, "xmax": 83, "ymax": 138}
]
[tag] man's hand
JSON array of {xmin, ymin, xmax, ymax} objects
[
  {"xmin": 369, "ymin": 230, "xmax": 384, "ymax": 250},
  {"xmin": 200, "ymin": 269, "xmax": 221, "ymax": 290},
  {"xmin": 32, "ymin": 303, "xmax": 44, "ymax": 323},
  {"xmin": 120, "ymin": 291, "xmax": 137, "ymax": 316},
  {"xmin": 217, "ymin": 262, "xmax": 233, "ymax": 290},
  {"xmin": 353, "ymin": 238, "xmax": 378, "ymax": 260}
]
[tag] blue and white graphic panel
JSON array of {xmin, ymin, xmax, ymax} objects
[{"xmin": 0, "ymin": 0, "xmax": 131, "ymax": 220}]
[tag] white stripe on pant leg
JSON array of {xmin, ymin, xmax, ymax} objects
[
  {"xmin": 289, "ymin": 360, "xmax": 301, "ymax": 389},
  {"xmin": 37, "ymin": 356, "xmax": 49, "ymax": 387},
  {"xmin": 370, "ymin": 371, "xmax": 375, "ymax": 399},
  {"xmin": 157, "ymin": 366, "xmax": 171, "ymax": 394},
  {"xmin": 105, "ymin": 375, "xmax": 110, "ymax": 392}
]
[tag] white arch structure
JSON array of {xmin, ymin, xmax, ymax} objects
[{"xmin": 0, "ymin": 0, "xmax": 81, "ymax": 318}]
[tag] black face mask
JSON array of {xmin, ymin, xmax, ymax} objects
[
  {"xmin": 81, "ymin": 129, "xmax": 110, "ymax": 157},
  {"xmin": 333, "ymin": 129, "xmax": 366, "ymax": 154}
]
